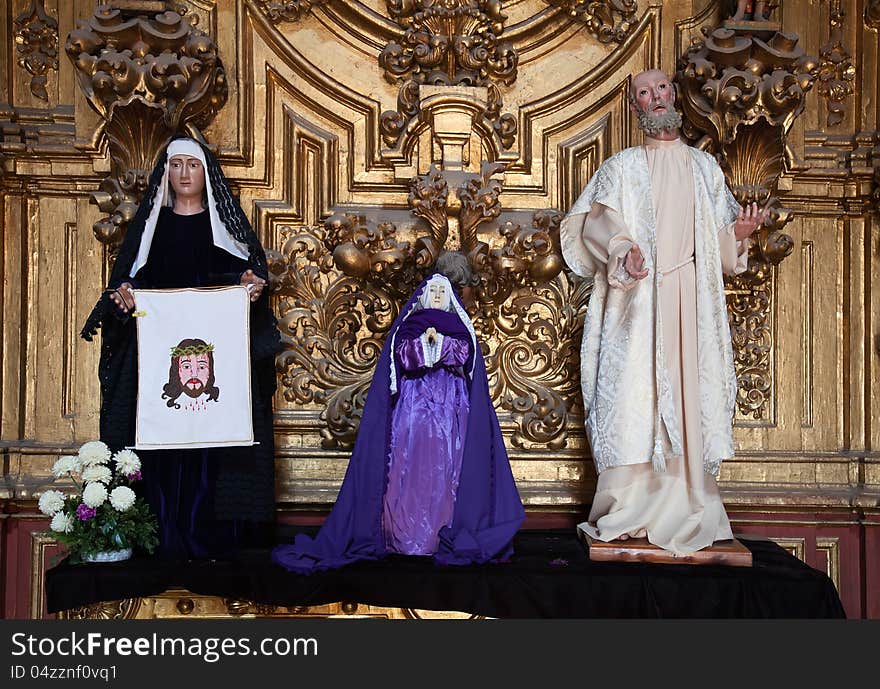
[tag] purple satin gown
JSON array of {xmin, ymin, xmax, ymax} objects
[{"xmin": 384, "ymin": 336, "xmax": 471, "ymax": 555}]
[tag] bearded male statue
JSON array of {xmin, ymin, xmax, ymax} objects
[{"xmin": 561, "ymin": 69, "xmax": 767, "ymax": 554}]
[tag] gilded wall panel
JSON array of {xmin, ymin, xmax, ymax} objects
[{"xmin": 0, "ymin": 0, "xmax": 877, "ymax": 517}]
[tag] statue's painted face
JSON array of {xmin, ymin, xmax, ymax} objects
[
  {"xmin": 631, "ymin": 70, "xmax": 674, "ymax": 116},
  {"xmin": 427, "ymin": 281, "xmax": 448, "ymax": 309},
  {"xmin": 178, "ymin": 353, "xmax": 210, "ymax": 398},
  {"xmin": 168, "ymin": 154, "xmax": 206, "ymax": 201}
]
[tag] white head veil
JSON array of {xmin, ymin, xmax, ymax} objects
[
  {"xmin": 389, "ymin": 274, "xmax": 477, "ymax": 395},
  {"xmin": 129, "ymin": 139, "xmax": 250, "ymax": 277}
]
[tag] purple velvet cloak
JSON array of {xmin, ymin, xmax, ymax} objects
[{"xmin": 272, "ymin": 275, "xmax": 525, "ymax": 573}]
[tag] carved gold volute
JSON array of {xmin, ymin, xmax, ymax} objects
[
  {"xmin": 544, "ymin": 0, "xmax": 638, "ymax": 43},
  {"xmin": 65, "ymin": 2, "xmax": 227, "ymax": 252},
  {"xmin": 380, "ymin": 0, "xmax": 518, "ymax": 153},
  {"xmin": 14, "ymin": 0, "xmax": 59, "ymax": 101},
  {"xmin": 677, "ymin": 18, "xmax": 818, "ymax": 420}
]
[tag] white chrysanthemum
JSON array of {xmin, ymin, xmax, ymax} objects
[
  {"xmin": 50, "ymin": 511, "xmax": 74, "ymax": 534},
  {"xmin": 81, "ymin": 464, "xmax": 113, "ymax": 484},
  {"xmin": 52, "ymin": 455, "xmax": 81, "ymax": 478},
  {"xmin": 109, "ymin": 486, "xmax": 136, "ymax": 512},
  {"xmin": 82, "ymin": 482, "xmax": 108, "ymax": 508},
  {"xmin": 78, "ymin": 440, "xmax": 111, "ymax": 466},
  {"xmin": 113, "ymin": 449, "xmax": 141, "ymax": 476},
  {"xmin": 38, "ymin": 490, "xmax": 66, "ymax": 516}
]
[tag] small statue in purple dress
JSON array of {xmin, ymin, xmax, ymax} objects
[{"xmin": 273, "ymin": 253, "xmax": 525, "ymax": 573}]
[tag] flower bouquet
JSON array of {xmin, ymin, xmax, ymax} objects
[{"xmin": 38, "ymin": 441, "xmax": 158, "ymax": 563}]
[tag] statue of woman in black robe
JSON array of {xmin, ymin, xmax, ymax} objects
[{"xmin": 81, "ymin": 137, "xmax": 280, "ymax": 560}]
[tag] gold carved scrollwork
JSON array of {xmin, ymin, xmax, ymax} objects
[
  {"xmin": 14, "ymin": 0, "xmax": 59, "ymax": 101},
  {"xmin": 817, "ymin": 2, "xmax": 856, "ymax": 127},
  {"xmin": 255, "ymin": 0, "xmax": 330, "ymax": 24},
  {"xmin": 678, "ymin": 27, "xmax": 817, "ymax": 148},
  {"xmin": 60, "ymin": 598, "xmax": 142, "ymax": 619},
  {"xmin": 225, "ymin": 598, "xmax": 285, "ymax": 616},
  {"xmin": 269, "ymin": 228, "xmax": 399, "ymax": 449},
  {"xmin": 677, "ymin": 24, "xmax": 817, "ymax": 420},
  {"xmin": 545, "ymin": 0, "xmax": 638, "ymax": 44},
  {"xmin": 409, "ymin": 165, "xmax": 451, "ymax": 266},
  {"xmin": 481, "ymin": 275, "xmax": 589, "ymax": 450},
  {"xmin": 379, "ymin": 0, "xmax": 518, "ymax": 151},
  {"xmin": 65, "ymin": 4, "xmax": 228, "ymax": 251},
  {"xmin": 272, "ymin": 160, "xmax": 570, "ymax": 448},
  {"xmin": 380, "ymin": 0, "xmax": 517, "ymax": 86},
  {"xmin": 722, "ymin": 124, "xmax": 792, "ymax": 418}
]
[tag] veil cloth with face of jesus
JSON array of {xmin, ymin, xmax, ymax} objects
[{"xmin": 272, "ymin": 274, "xmax": 525, "ymax": 573}]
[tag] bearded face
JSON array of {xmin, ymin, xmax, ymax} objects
[
  {"xmin": 177, "ymin": 353, "xmax": 211, "ymax": 398},
  {"xmin": 631, "ymin": 70, "xmax": 683, "ymax": 136}
]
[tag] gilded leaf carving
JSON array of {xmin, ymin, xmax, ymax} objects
[
  {"xmin": 255, "ymin": 0, "xmax": 330, "ymax": 24},
  {"xmin": 65, "ymin": 4, "xmax": 227, "ymax": 252},
  {"xmin": 379, "ymin": 0, "xmax": 518, "ymax": 150},
  {"xmin": 545, "ymin": 0, "xmax": 639, "ymax": 44},
  {"xmin": 272, "ymin": 159, "xmax": 570, "ymax": 448},
  {"xmin": 817, "ymin": 2, "xmax": 856, "ymax": 127},
  {"xmin": 14, "ymin": 0, "xmax": 59, "ymax": 101}
]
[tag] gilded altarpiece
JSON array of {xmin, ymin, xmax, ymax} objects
[{"xmin": 0, "ymin": 0, "xmax": 878, "ymax": 617}]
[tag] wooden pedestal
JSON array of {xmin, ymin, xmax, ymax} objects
[{"xmin": 578, "ymin": 525, "xmax": 753, "ymax": 567}]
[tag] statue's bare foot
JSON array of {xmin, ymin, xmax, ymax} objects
[{"xmin": 628, "ymin": 528, "xmax": 647, "ymax": 539}]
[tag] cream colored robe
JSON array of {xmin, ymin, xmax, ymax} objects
[{"xmin": 561, "ymin": 137, "xmax": 748, "ymax": 553}]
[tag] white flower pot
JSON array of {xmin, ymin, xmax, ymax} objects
[{"xmin": 83, "ymin": 548, "xmax": 132, "ymax": 563}]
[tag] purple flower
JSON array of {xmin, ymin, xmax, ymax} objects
[
  {"xmin": 76, "ymin": 503, "xmax": 97, "ymax": 521},
  {"xmin": 126, "ymin": 470, "xmax": 142, "ymax": 482},
  {"xmin": 549, "ymin": 558, "xmax": 569, "ymax": 567}
]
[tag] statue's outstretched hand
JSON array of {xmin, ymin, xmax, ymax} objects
[
  {"xmin": 734, "ymin": 201, "xmax": 770, "ymax": 241},
  {"xmin": 623, "ymin": 245, "xmax": 649, "ymax": 281}
]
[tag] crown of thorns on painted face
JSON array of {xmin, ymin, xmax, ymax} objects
[{"xmin": 162, "ymin": 339, "xmax": 220, "ymax": 407}]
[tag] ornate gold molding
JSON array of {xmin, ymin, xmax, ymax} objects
[
  {"xmin": 817, "ymin": 1, "xmax": 856, "ymax": 127},
  {"xmin": 14, "ymin": 0, "xmax": 59, "ymax": 101},
  {"xmin": 380, "ymin": 0, "xmax": 517, "ymax": 86},
  {"xmin": 59, "ymin": 589, "xmax": 486, "ymax": 618},
  {"xmin": 59, "ymin": 598, "xmax": 142, "ymax": 620},
  {"xmin": 270, "ymin": 159, "xmax": 572, "ymax": 448},
  {"xmin": 677, "ymin": 23, "xmax": 817, "ymax": 421},
  {"xmin": 816, "ymin": 536, "xmax": 840, "ymax": 593},
  {"xmin": 255, "ymin": 0, "xmax": 330, "ymax": 24},
  {"xmin": 678, "ymin": 27, "xmax": 817, "ymax": 148},
  {"xmin": 379, "ymin": 0, "xmax": 518, "ymax": 151},
  {"xmin": 545, "ymin": 0, "xmax": 639, "ymax": 43},
  {"xmin": 65, "ymin": 3, "xmax": 228, "ymax": 251},
  {"xmin": 29, "ymin": 531, "xmax": 57, "ymax": 619}
]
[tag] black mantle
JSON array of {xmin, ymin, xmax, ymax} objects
[{"xmin": 45, "ymin": 529, "xmax": 845, "ymax": 618}]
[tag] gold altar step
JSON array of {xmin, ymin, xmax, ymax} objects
[
  {"xmin": 56, "ymin": 589, "xmax": 485, "ymax": 619},
  {"xmin": 578, "ymin": 526, "xmax": 753, "ymax": 567}
]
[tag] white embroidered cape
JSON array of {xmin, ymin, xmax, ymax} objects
[{"xmin": 561, "ymin": 145, "xmax": 741, "ymax": 476}]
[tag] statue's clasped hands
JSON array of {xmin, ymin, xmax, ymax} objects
[{"xmin": 425, "ymin": 327, "xmax": 438, "ymax": 345}]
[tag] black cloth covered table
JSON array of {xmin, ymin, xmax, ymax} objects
[{"xmin": 45, "ymin": 529, "xmax": 845, "ymax": 618}]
